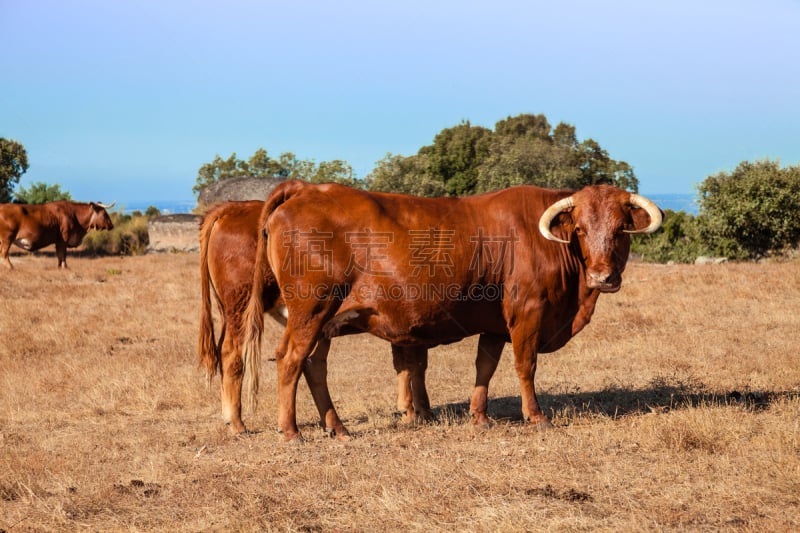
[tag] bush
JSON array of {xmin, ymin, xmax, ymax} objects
[
  {"xmin": 634, "ymin": 159, "xmax": 800, "ymax": 263},
  {"xmin": 697, "ymin": 160, "xmax": 800, "ymax": 260},
  {"xmin": 631, "ymin": 210, "xmax": 711, "ymax": 263},
  {"xmin": 82, "ymin": 213, "xmax": 149, "ymax": 256}
]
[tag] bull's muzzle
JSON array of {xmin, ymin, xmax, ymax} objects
[{"xmin": 586, "ymin": 270, "xmax": 621, "ymax": 292}]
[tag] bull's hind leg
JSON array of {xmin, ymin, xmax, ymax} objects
[
  {"xmin": 276, "ymin": 318, "xmax": 345, "ymax": 442},
  {"xmin": 301, "ymin": 338, "xmax": 350, "ymax": 440},
  {"xmin": 392, "ymin": 345, "xmax": 433, "ymax": 423},
  {"xmin": 219, "ymin": 333, "xmax": 247, "ymax": 435},
  {"xmin": 469, "ymin": 334, "xmax": 506, "ymax": 428}
]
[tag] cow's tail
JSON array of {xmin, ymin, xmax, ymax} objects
[
  {"xmin": 241, "ymin": 180, "xmax": 306, "ymax": 413},
  {"xmin": 197, "ymin": 211, "xmax": 222, "ymax": 386}
]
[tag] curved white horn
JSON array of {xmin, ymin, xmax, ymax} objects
[
  {"xmin": 624, "ymin": 194, "xmax": 663, "ymax": 235},
  {"xmin": 95, "ymin": 201, "xmax": 116, "ymax": 209},
  {"xmin": 538, "ymin": 196, "xmax": 575, "ymax": 244}
]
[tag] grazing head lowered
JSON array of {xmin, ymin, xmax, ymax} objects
[{"xmin": 0, "ymin": 200, "xmax": 115, "ymax": 268}]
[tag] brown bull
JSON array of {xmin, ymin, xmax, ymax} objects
[
  {"xmin": 0, "ymin": 200, "xmax": 115, "ymax": 269},
  {"xmin": 198, "ymin": 200, "xmax": 433, "ymax": 436},
  {"xmin": 242, "ymin": 180, "xmax": 662, "ymax": 441}
]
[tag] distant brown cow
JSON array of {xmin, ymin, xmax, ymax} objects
[
  {"xmin": 198, "ymin": 201, "xmax": 433, "ymax": 435},
  {"xmin": 242, "ymin": 181, "xmax": 663, "ymax": 441},
  {"xmin": 0, "ymin": 201, "xmax": 115, "ymax": 269}
]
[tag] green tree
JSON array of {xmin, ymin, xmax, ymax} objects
[
  {"xmin": 475, "ymin": 135, "xmax": 582, "ymax": 191},
  {"xmin": 575, "ymin": 139, "xmax": 638, "ymax": 191},
  {"xmin": 367, "ymin": 153, "xmax": 446, "ymax": 197},
  {"xmin": 475, "ymin": 117, "xmax": 638, "ymax": 193},
  {"xmin": 494, "ymin": 113, "xmax": 552, "ymax": 140},
  {"xmin": 367, "ymin": 114, "xmax": 638, "ymax": 197},
  {"xmin": 419, "ymin": 121, "xmax": 492, "ymax": 196},
  {"xmin": 247, "ymin": 148, "xmax": 285, "ymax": 177},
  {"xmin": 697, "ymin": 159, "xmax": 800, "ymax": 259},
  {"xmin": 194, "ymin": 153, "xmax": 242, "ymax": 195},
  {"xmin": 552, "ymin": 122, "xmax": 579, "ymax": 149},
  {"xmin": 308, "ymin": 160, "xmax": 360, "ymax": 187},
  {"xmin": 194, "ymin": 148, "xmax": 360, "ymax": 196},
  {"xmin": 14, "ymin": 181, "xmax": 72, "ymax": 203},
  {"xmin": 1, "ymin": 138, "xmax": 29, "ymax": 203}
]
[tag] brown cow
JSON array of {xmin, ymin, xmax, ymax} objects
[
  {"xmin": 198, "ymin": 200, "xmax": 433, "ymax": 435},
  {"xmin": 0, "ymin": 200, "xmax": 115, "ymax": 269},
  {"xmin": 242, "ymin": 181, "xmax": 662, "ymax": 441}
]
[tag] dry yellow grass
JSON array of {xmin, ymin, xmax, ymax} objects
[{"xmin": 1, "ymin": 251, "xmax": 798, "ymax": 531}]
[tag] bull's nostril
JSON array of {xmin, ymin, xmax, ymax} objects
[{"xmin": 589, "ymin": 272, "xmax": 608, "ymax": 282}]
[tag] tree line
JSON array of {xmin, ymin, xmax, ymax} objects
[
  {"xmin": 194, "ymin": 114, "xmax": 638, "ymax": 197},
  {"xmin": 3, "ymin": 112, "xmax": 799, "ymax": 261}
]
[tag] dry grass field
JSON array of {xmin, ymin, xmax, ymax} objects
[{"xmin": 1, "ymin": 250, "xmax": 798, "ymax": 532}]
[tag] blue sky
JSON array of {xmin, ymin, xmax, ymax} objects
[{"xmin": 2, "ymin": 1, "xmax": 799, "ymax": 203}]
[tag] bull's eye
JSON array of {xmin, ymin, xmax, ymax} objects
[{"xmin": 575, "ymin": 227, "xmax": 584, "ymax": 236}]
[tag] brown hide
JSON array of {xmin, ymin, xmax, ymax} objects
[
  {"xmin": 198, "ymin": 200, "xmax": 281, "ymax": 434},
  {"xmin": 198, "ymin": 200, "xmax": 433, "ymax": 435},
  {"xmin": 243, "ymin": 181, "xmax": 662, "ymax": 440},
  {"xmin": 0, "ymin": 201, "xmax": 114, "ymax": 268}
]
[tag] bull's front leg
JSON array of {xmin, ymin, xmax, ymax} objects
[
  {"xmin": 392, "ymin": 345, "xmax": 433, "ymax": 423},
  {"xmin": 510, "ymin": 327, "xmax": 553, "ymax": 429},
  {"xmin": 56, "ymin": 242, "xmax": 68, "ymax": 268},
  {"xmin": 469, "ymin": 334, "xmax": 506, "ymax": 428}
]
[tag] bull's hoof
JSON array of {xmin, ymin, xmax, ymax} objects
[
  {"xmin": 471, "ymin": 412, "xmax": 493, "ymax": 430},
  {"xmin": 415, "ymin": 409, "xmax": 435, "ymax": 423},
  {"xmin": 325, "ymin": 427, "xmax": 351, "ymax": 442},
  {"xmin": 227, "ymin": 422, "xmax": 248, "ymax": 436},
  {"xmin": 529, "ymin": 418, "xmax": 555, "ymax": 431},
  {"xmin": 400, "ymin": 409, "xmax": 435, "ymax": 425},
  {"xmin": 399, "ymin": 412, "xmax": 415, "ymax": 424},
  {"xmin": 277, "ymin": 428, "xmax": 305, "ymax": 444}
]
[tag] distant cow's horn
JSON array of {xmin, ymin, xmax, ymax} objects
[
  {"xmin": 95, "ymin": 201, "xmax": 116, "ymax": 209},
  {"xmin": 538, "ymin": 196, "xmax": 575, "ymax": 244},
  {"xmin": 624, "ymin": 194, "xmax": 663, "ymax": 235}
]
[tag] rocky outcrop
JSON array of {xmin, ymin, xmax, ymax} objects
[
  {"xmin": 147, "ymin": 214, "xmax": 202, "ymax": 253},
  {"xmin": 146, "ymin": 177, "xmax": 286, "ymax": 253},
  {"xmin": 197, "ymin": 176, "xmax": 286, "ymax": 207}
]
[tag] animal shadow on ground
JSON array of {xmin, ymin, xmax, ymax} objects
[{"xmin": 431, "ymin": 386, "xmax": 795, "ymax": 426}]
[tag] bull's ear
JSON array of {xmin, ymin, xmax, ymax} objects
[
  {"xmin": 554, "ymin": 208, "xmax": 574, "ymax": 227},
  {"xmin": 628, "ymin": 205, "xmax": 664, "ymax": 232},
  {"xmin": 539, "ymin": 196, "xmax": 575, "ymax": 243},
  {"xmin": 550, "ymin": 209, "xmax": 575, "ymax": 239}
]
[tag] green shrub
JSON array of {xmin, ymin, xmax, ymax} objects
[
  {"xmin": 697, "ymin": 160, "xmax": 800, "ymax": 260},
  {"xmin": 631, "ymin": 210, "xmax": 711, "ymax": 263},
  {"xmin": 635, "ymin": 159, "xmax": 800, "ymax": 263},
  {"xmin": 82, "ymin": 213, "xmax": 149, "ymax": 256}
]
